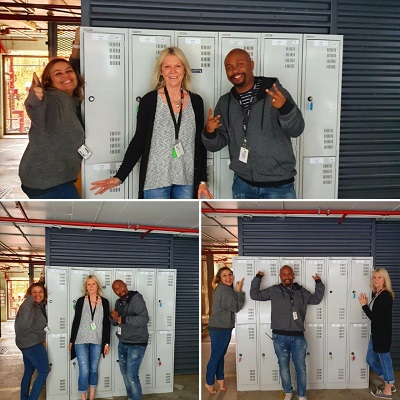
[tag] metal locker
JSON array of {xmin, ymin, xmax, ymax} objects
[
  {"xmin": 348, "ymin": 323, "xmax": 369, "ymax": 387},
  {"xmin": 140, "ymin": 330, "xmax": 154, "ymax": 393},
  {"xmin": 305, "ymin": 323, "xmax": 325, "ymax": 387},
  {"xmin": 205, "ymin": 158, "xmax": 215, "ymax": 199},
  {"xmin": 259, "ymin": 323, "xmax": 280, "ymax": 390},
  {"xmin": 256, "ymin": 258, "xmax": 279, "ymax": 324},
  {"xmin": 280, "ymin": 257, "xmax": 303, "ymax": 285},
  {"xmin": 135, "ymin": 269, "xmax": 156, "ymax": 329},
  {"xmin": 327, "ymin": 258, "xmax": 349, "ymax": 323},
  {"xmin": 326, "ymin": 323, "xmax": 347, "ymax": 387},
  {"xmin": 304, "ymin": 258, "xmax": 326, "ymax": 323},
  {"xmin": 155, "ymin": 270, "xmax": 176, "ymax": 331},
  {"xmin": 349, "ymin": 258, "xmax": 373, "ymax": 323},
  {"xmin": 114, "ymin": 268, "xmax": 135, "ymax": 290},
  {"xmin": 155, "ymin": 330, "xmax": 174, "ymax": 392},
  {"xmin": 217, "ymin": 158, "xmax": 234, "ymax": 199},
  {"xmin": 236, "ymin": 324, "xmax": 258, "ymax": 390},
  {"xmin": 233, "ymin": 257, "xmax": 257, "ymax": 324},
  {"xmin": 47, "ymin": 333, "xmax": 69, "ymax": 398},
  {"xmin": 46, "ymin": 266, "xmax": 68, "ymax": 333}
]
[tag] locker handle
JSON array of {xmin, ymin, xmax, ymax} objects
[
  {"xmin": 262, "ymin": 353, "xmax": 265, "ymax": 357},
  {"xmin": 49, "ymin": 300, "xmax": 53, "ymax": 303},
  {"xmin": 307, "ymin": 352, "xmax": 310, "ymax": 355},
  {"xmin": 307, "ymin": 96, "xmax": 313, "ymax": 102},
  {"xmin": 88, "ymin": 96, "xmax": 95, "ymax": 102},
  {"xmin": 330, "ymin": 290, "xmax": 333, "ymax": 293}
]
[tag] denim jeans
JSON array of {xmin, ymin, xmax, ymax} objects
[
  {"xmin": 143, "ymin": 184, "xmax": 193, "ymax": 199},
  {"xmin": 272, "ymin": 333, "xmax": 307, "ymax": 397},
  {"xmin": 366, "ymin": 337, "xmax": 395, "ymax": 384},
  {"xmin": 23, "ymin": 181, "xmax": 80, "ymax": 199},
  {"xmin": 205, "ymin": 328, "xmax": 232, "ymax": 385},
  {"xmin": 20, "ymin": 343, "xmax": 49, "ymax": 400},
  {"xmin": 74, "ymin": 343, "xmax": 102, "ymax": 393},
  {"xmin": 232, "ymin": 174, "xmax": 297, "ymax": 199},
  {"xmin": 118, "ymin": 343, "xmax": 146, "ymax": 400}
]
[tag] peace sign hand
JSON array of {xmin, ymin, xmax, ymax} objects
[
  {"xmin": 32, "ymin": 72, "xmax": 44, "ymax": 101},
  {"xmin": 266, "ymin": 83, "xmax": 286, "ymax": 109},
  {"xmin": 205, "ymin": 108, "xmax": 222, "ymax": 134}
]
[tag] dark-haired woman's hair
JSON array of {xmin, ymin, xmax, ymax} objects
[{"xmin": 25, "ymin": 282, "xmax": 48, "ymax": 304}]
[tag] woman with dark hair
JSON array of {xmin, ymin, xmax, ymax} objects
[
  {"xmin": 359, "ymin": 268, "xmax": 396, "ymax": 400},
  {"xmin": 205, "ymin": 267, "xmax": 244, "ymax": 394},
  {"xmin": 19, "ymin": 57, "xmax": 85, "ymax": 198},
  {"xmin": 14, "ymin": 282, "xmax": 49, "ymax": 400}
]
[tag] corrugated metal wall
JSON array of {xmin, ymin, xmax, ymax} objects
[
  {"xmin": 81, "ymin": 0, "xmax": 400, "ymax": 198},
  {"xmin": 46, "ymin": 227, "xmax": 199, "ymax": 374},
  {"xmin": 239, "ymin": 216, "xmax": 400, "ymax": 368}
]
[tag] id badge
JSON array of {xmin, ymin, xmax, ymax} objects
[
  {"xmin": 77, "ymin": 143, "xmax": 92, "ymax": 160},
  {"xmin": 173, "ymin": 140, "xmax": 184, "ymax": 159},
  {"xmin": 90, "ymin": 322, "xmax": 97, "ymax": 331},
  {"xmin": 292, "ymin": 311, "xmax": 298, "ymax": 320},
  {"xmin": 239, "ymin": 146, "xmax": 249, "ymax": 163},
  {"xmin": 117, "ymin": 326, "xmax": 122, "ymax": 335},
  {"xmin": 44, "ymin": 326, "xmax": 51, "ymax": 334}
]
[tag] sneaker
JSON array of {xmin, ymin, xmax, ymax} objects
[
  {"xmin": 284, "ymin": 394, "xmax": 292, "ymax": 400},
  {"xmin": 298, "ymin": 397, "xmax": 307, "ymax": 400},
  {"xmin": 377, "ymin": 384, "xmax": 396, "ymax": 393},
  {"xmin": 371, "ymin": 388, "xmax": 392, "ymax": 399}
]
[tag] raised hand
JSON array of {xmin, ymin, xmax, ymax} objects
[
  {"xmin": 266, "ymin": 83, "xmax": 286, "ymax": 108},
  {"xmin": 32, "ymin": 72, "xmax": 44, "ymax": 101},
  {"xmin": 236, "ymin": 278, "xmax": 244, "ymax": 292},
  {"xmin": 205, "ymin": 108, "xmax": 222, "ymax": 133}
]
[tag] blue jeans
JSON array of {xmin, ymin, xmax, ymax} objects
[
  {"xmin": 23, "ymin": 181, "xmax": 80, "ymax": 199},
  {"xmin": 143, "ymin": 184, "xmax": 193, "ymax": 199},
  {"xmin": 232, "ymin": 174, "xmax": 296, "ymax": 199},
  {"xmin": 20, "ymin": 343, "xmax": 49, "ymax": 400},
  {"xmin": 74, "ymin": 343, "xmax": 102, "ymax": 393},
  {"xmin": 366, "ymin": 337, "xmax": 395, "ymax": 384},
  {"xmin": 205, "ymin": 328, "xmax": 232, "ymax": 385},
  {"xmin": 272, "ymin": 333, "xmax": 307, "ymax": 397},
  {"xmin": 118, "ymin": 343, "xmax": 146, "ymax": 400}
]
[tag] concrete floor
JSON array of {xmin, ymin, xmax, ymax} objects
[
  {"xmin": 201, "ymin": 329, "xmax": 400, "ymax": 400},
  {"xmin": 0, "ymin": 136, "xmax": 28, "ymax": 199},
  {"xmin": 0, "ymin": 321, "xmax": 198, "ymax": 400}
]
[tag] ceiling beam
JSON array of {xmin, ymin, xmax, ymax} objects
[
  {"xmin": 0, "ymin": 14, "xmax": 80, "ymax": 22},
  {"xmin": 1, "ymin": 3, "xmax": 81, "ymax": 11}
]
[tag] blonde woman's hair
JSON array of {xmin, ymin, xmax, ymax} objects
[
  {"xmin": 82, "ymin": 275, "xmax": 103, "ymax": 296},
  {"xmin": 372, "ymin": 268, "xmax": 395, "ymax": 299},
  {"xmin": 152, "ymin": 47, "xmax": 192, "ymax": 91}
]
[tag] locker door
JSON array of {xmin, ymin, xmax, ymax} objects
[
  {"xmin": 259, "ymin": 323, "xmax": 280, "ymax": 390},
  {"xmin": 136, "ymin": 269, "xmax": 156, "ymax": 330},
  {"xmin": 326, "ymin": 324, "xmax": 347, "ymax": 387},
  {"xmin": 140, "ymin": 330, "xmax": 154, "ymax": 393},
  {"xmin": 304, "ymin": 258, "xmax": 325, "ymax": 323},
  {"xmin": 327, "ymin": 258, "xmax": 349, "ymax": 323},
  {"xmin": 305, "ymin": 324, "xmax": 324, "ymax": 387},
  {"xmin": 156, "ymin": 270, "xmax": 176, "ymax": 331},
  {"xmin": 47, "ymin": 333, "xmax": 69, "ymax": 397},
  {"xmin": 218, "ymin": 158, "xmax": 234, "ymax": 199},
  {"xmin": 233, "ymin": 258, "xmax": 257, "ymax": 324},
  {"xmin": 236, "ymin": 324, "xmax": 258, "ymax": 390},
  {"xmin": 280, "ymin": 257, "xmax": 303, "ymax": 285},
  {"xmin": 256, "ymin": 258, "xmax": 279, "ymax": 324},
  {"xmin": 302, "ymin": 157, "xmax": 336, "ymax": 199},
  {"xmin": 348, "ymin": 323, "xmax": 369, "ymax": 387},
  {"xmin": 114, "ymin": 268, "xmax": 135, "ymax": 290},
  {"xmin": 155, "ymin": 330, "xmax": 174, "ymax": 392},
  {"xmin": 350, "ymin": 258, "xmax": 373, "ymax": 323},
  {"xmin": 46, "ymin": 266, "xmax": 68, "ymax": 333}
]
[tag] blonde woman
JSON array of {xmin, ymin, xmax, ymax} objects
[
  {"xmin": 358, "ymin": 268, "xmax": 395, "ymax": 400},
  {"xmin": 90, "ymin": 47, "xmax": 212, "ymax": 199},
  {"xmin": 69, "ymin": 275, "xmax": 111, "ymax": 400}
]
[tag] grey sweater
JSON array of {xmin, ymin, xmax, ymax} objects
[
  {"xmin": 202, "ymin": 77, "xmax": 304, "ymax": 184},
  {"xmin": 209, "ymin": 283, "xmax": 245, "ymax": 329},
  {"xmin": 250, "ymin": 276, "xmax": 325, "ymax": 332},
  {"xmin": 111, "ymin": 291, "xmax": 149, "ymax": 345},
  {"xmin": 19, "ymin": 87, "xmax": 84, "ymax": 190},
  {"xmin": 14, "ymin": 295, "xmax": 47, "ymax": 349}
]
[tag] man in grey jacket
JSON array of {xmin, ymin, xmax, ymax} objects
[
  {"xmin": 203, "ymin": 48, "xmax": 304, "ymax": 199},
  {"xmin": 111, "ymin": 280, "xmax": 149, "ymax": 400},
  {"xmin": 250, "ymin": 265, "xmax": 325, "ymax": 400}
]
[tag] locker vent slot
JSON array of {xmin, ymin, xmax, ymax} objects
[
  {"xmin": 249, "ymin": 369, "xmax": 256, "ymax": 381},
  {"xmin": 165, "ymin": 372, "xmax": 171, "ymax": 384},
  {"xmin": 59, "ymin": 379, "xmax": 66, "ymax": 391},
  {"xmin": 166, "ymin": 316, "xmax": 173, "ymax": 327},
  {"xmin": 271, "ymin": 266, "xmax": 278, "ymax": 275},
  {"xmin": 339, "ymin": 326, "xmax": 346, "ymax": 337},
  {"xmin": 285, "ymin": 47, "xmax": 296, "ymax": 69},
  {"xmin": 361, "ymin": 327, "xmax": 368, "ymax": 338},
  {"xmin": 109, "ymin": 42, "xmax": 121, "ymax": 66},
  {"xmin": 103, "ymin": 275, "xmax": 111, "ymax": 286},
  {"xmin": 248, "ymin": 327, "xmax": 256, "ymax": 339},
  {"xmin": 148, "ymin": 333, "xmax": 152, "ymax": 344},
  {"xmin": 272, "ymin": 370, "xmax": 279, "ymax": 381},
  {"xmin": 360, "ymin": 367, "xmax": 367, "ymax": 380},
  {"xmin": 201, "ymin": 45, "xmax": 211, "ymax": 68},
  {"xmin": 317, "ymin": 368, "xmax": 323, "ymax": 380},
  {"xmin": 244, "ymin": 46, "xmax": 254, "ymax": 59},
  {"xmin": 148, "ymin": 316, "xmax": 153, "ymax": 326},
  {"xmin": 109, "ymin": 167, "xmax": 121, "ymax": 193},
  {"xmin": 59, "ymin": 317, "xmax": 66, "ymax": 330},
  {"xmin": 103, "ymin": 376, "xmax": 111, "ymax": 388},
  {"xmin": 166, "ymin": 333, "xmax": 172, "ymax": 344},
  {"xmin": 109, "ymin": 131, "xmax": 122, "ymax": 155},
  {"xmin": 146, "ymin": 275, "xmax": 154, "ymax": 286},
  {"xmin": 59, "ymin": 336, "xmax": 67, "ymax": 348},
  {"xmin": 326, "ymin": 48, "xmax": 337, "ymax": 69},
  {"xmin": 59, "ymin": 273, "xmax": 67, "ymax": 285},
  {"xmin": 247, "ymin": 309, "xmax": 256, "ymax": 322},
  {"xmin": 125, "ymin": 276, "xmax": 133, "ymax": 287},
  {"xmin": 363, "ymin": 266, "xmax": 370, "ymax": 275},
  {"xmin": 156, "ymin": 43, "xmax": 167, "ymax": 56},
  {"xmin": 338, "ymin": 368, "xmax": 345, "ymax": 379},
  {"xmin": 167, "ymin": 275, "xmax": 174, "ymax": 286},
  {"xmin": 339, "ymin": 265, "xmax": 347, "ymax": 273},
  {"xmin": 338, "ymin": 310, "xmax": 346, "ymax": 321},
  {"xmin": 145, "ymin": 373, "xmax": 152, "ymax": 385}
]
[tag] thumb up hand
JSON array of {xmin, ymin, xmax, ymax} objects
[{"xmin": 32, "ymin": 72, "xmax": 44, "ymax": 101}]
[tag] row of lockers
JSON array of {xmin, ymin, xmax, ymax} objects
[
  {"xmin": 80, "ymin": 27, "xmax": 343, "ymax": 199},
  {"xmin": 232, "ymin": 257, "xmax": 373, "ymax": 391},
  {"xmin": 45, "ymin": 267, "xmax": 176, "ymax": 399}
]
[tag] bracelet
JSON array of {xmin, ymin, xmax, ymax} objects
[
  {"xmin": 72, "ymin": 44, "xmax": 80, "ymax": 49},
  {"xmin": 200, "ymin": 181, "xmax": 207, "ymax": 185}
]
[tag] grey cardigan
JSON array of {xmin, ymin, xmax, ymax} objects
[
  {"xmin": 19, "ymin": 87, "xmax": 84, "ymax": 190},
  {"xmin": 209, "ymin": 283, "xmax": 245, "ymax": 329},
  {"xmin": 202, "ymin": 77, "xmax": 304, "ymax": 184}
]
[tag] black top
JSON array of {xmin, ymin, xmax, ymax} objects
[{"xmin": 362, "ymin": 289, "xmax": 393, "ymax": 353}]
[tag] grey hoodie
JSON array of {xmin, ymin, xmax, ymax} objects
[{"xmin": 202, "ymin": 77, "xmax": 304, "ymax": 184}]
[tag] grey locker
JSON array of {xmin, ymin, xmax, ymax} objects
[
  {"xmin": 305, "ymin": 323, "xmax": 325, "ymax": 387},
  {"xmin": 326, "ymin": 323, "xmax": 347, "ymax": 387},
  {"xmin": 233, "ymin": 257, "xmax": 257, "ymax": 324},
  {"xmin": 304, "ymin": 258, "xmax": 326, "ymax": 323},
  {"xmin": 154, "ymin": 330, "xmax": 174, "ymax": 392},
  {"xmin": 327, "ymin": 258, "xmax": 349, "ymax": 323},
  {"xmin": 155, "ymin": 270, "xmax": 176, "ymax": 331},
  {"xmin": 259, "ymin": 323, "xmax": 280, "ymax": 390},
  {"xmin": 236, "ymin": 324, "xmax": 258, "ymax": 390},
  {"xmin": 47, "ymin": 333, "xmax": 69, "ymax": 398},
  {"xmin": 46, "ymin": 267, "xmax": 68, "ymax": 333},
  {"xmin": 348, "ymin": 323, "xmax": 369, "ymax": 387},
  {"xmin": 218, "ymin": 158, "xmax": 234, "ymax": 199},
  {"xmin": 140, "ymin": 330, "xmax": 154, "ymax": 393},
  {"xmin": 136, "ymin": 269, "xmax": 156, "ymax": 329},
  {"xmin": 280, "ymin": 257, "xmax": 303, "ymax": 285}
]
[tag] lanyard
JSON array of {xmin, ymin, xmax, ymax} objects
[
  {"xmin": 35, "ymin": 303, "xmax": 47, "ymax": 323},
  {"xmin": 238, "ymin": 79, "xmax": 259, "ymax": 140},
  {"xmin": 164, "ymin": 87, "xmax": 183, "ymax": 141},
  {"xmin": 88, "ymin": 296, "xmax": 98, "ymax": 321}
]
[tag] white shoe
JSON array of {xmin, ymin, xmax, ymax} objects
[
  {"xmin": 284, "ymin": 394, "xmax": 293, "ymax": 400},
  {"xmin": 298, "ymin": 397, "xmax": 307, "ymax": 400}
]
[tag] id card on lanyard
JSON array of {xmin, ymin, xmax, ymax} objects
[{"xmin": 164, "ymin": 87, "xmax": 184, "ymax": 159}]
